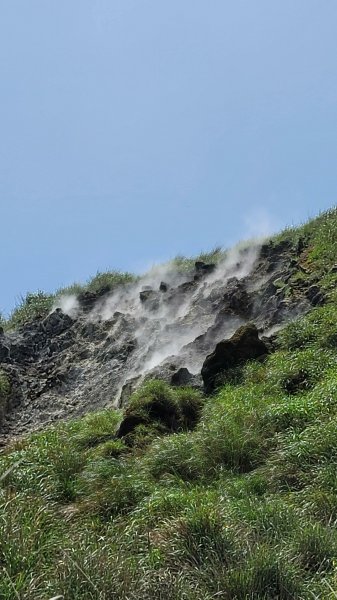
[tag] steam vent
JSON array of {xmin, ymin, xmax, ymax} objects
[{"xmin": 0, "ymin": 232, "xmax": 323, "ymax": 441}]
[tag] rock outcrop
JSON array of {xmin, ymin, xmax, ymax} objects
[
  {"xmin": 201, "ymin": 323, "xmax": 269, "ymax": 393},
  {"xmin": 0, "ymin": 236, "xmax": 315, "ymax": 442}
]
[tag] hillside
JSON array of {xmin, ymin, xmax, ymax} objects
[{"xmin": 0, "ymin": 208, "xmax": 337, "ymax": 598}]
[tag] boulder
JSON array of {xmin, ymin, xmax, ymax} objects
[
  {"xmin": 170, "ymin": 367, "xmax": 193, "ymax": 386},
  {"xmin": 78, "ymin": 286, "xmax": 110, "ymax": 312},
  {"xmin": 201, "ymin": 323, "xmax": 269, "ymax": 393},
  {"xmin": 195, "ymin": 261, "xmax": 216, "ymax": 275},
  {"xmin": 118, "ymin": 375, "xmax": 143, "ymax": 408},
  {"xmin": 159, "ymin": 281, "xmax": 168, "ymax": 292},
  {"xmin": 139, "ymin": 289, "xmax": 154, "ymax": 302},
  {"xmin": 176, "ymin": 281, "xmax": 197, "ymax": 295},
  {"xmin": 139, "ymin": 289, "xmax": 160, "ymax": 309}
]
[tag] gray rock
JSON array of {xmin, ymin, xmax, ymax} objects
[
  {"xmin": 42, "ymin": 309, "xmax": 73, "ymax": 336},
  {"xmin": 201, "ymin": 323, "xmax": 269, "ymax": 393}
]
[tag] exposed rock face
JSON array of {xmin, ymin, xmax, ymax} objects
[
  {"xmin": 201, "ymin": 324, "xmax": 269, "ymax": 393},
  {"xmin": 42, "ymin": 308, "xmax": 73, "ymax": 336},
  {"xmin": 0, "ymin": 237, "xmax": 315, "ymax": 442},
  {"xmin": 305, "ymin": 285, "xmax": 325, "ymax": 307},
  {"xmin": 221, "ymin": 277, "xmax": 253, "ymax": 318},
  {"xmin": 171, "ymin": 367, "xmax": 194, "ymax": 387}
]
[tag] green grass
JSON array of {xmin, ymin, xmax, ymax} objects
[
  {"xmin": 6, "ymin": 291, "xmax": 54, "ymax": 330},
  {"xmin": 118, "ymin": 380, "xmax": 204, "ymax": 448},
  {"xmin": 2, "ymin": 288, "xmax": 337, "ymax": 597},
  {"xmin": 85, "ymin": 270, "xmax": 138, "ymax": 293},
  {"xmin": 2, "ymin": 247, "xmax": 227, "ymax": 330},
  {"xmin": 274, "ymin": 207, "xmax": 337, "ymax": 289},
  {"xmin": 1, "ymin": 208, "xmax": 337, "ymax": 597},
  {"xmin": 171, "ymin": 245, "xmax": 226, "ymax": 272},
  {"xmin": 4, "ymin": 270, "xmax": 138, "ymax": 330}
]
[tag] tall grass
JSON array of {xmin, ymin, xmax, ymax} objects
[{"xmin": 0, "ymin": 208, "xmax": 337, "ymax": 596}]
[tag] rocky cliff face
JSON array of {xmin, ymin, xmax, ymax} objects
[{"xmin": 0, "ymin": 236, "xmax": 322, "ymax": 443}]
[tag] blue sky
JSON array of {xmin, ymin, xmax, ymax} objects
[{"xmin": 1, "ymin": 1, "xmax": 337, "ymax": 314}]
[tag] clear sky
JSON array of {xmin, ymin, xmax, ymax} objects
[{"xmin": 1, "ymin": 1, "xmax": 337, "ymax": 314}]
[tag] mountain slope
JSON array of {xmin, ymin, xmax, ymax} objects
[
  {"xmin": 0, "ymin": 207, "xmax": 337, "ymax": 599},
  {"xmin": 0, "ymin": 211, "xmax": 331, "ymax": 441}
]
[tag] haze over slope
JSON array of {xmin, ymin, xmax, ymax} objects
[
  {"xmin": 0, "ymin": 208, "xmax": 337, "ymax": 598},
  {"xmin": 0, "ymin": 210, "xmax": 333, "ymax": 440}
]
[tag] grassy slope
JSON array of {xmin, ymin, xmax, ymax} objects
[{"xmin": 0, "ymin": 208, "xmax": 337, "ymax": 598}]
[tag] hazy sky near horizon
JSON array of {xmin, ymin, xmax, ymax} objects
[{"xmin": 1, "ymin": 1, "xmax": 337, "ymax": 314}]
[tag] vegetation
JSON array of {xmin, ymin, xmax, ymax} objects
[
  {"xmin": 1, "ymin": 293, "xmax": 337, "ymax": 597},
  {"xmin": 171, "ymin": 245, "xmax": 226, "ymax": 272},
  {"xmin": 273, "ymin": 207, "xmax": 337, "ymax": 293},
  {"xmin": 3, "ymin": 250, "xmax": 224, "ymax": 330},
  {"xmin": 6, "ymin": 291, "xmax": 55, "ymax": 330},
  {"xmin": 118, "ymin": 380, "xmax": 204, "ymax": 447},
  {"xmin": 4, "ymin": 270, "xmax": 137, "ymax": 330},
  {"xmin": 0, "ymin": 208, "xmax": 337, "ymax": 597}
]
